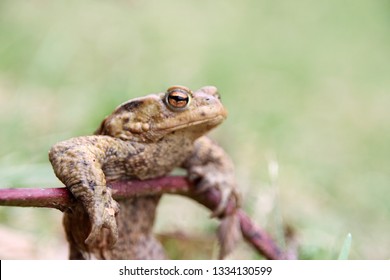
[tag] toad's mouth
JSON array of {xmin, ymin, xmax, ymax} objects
[{"xmin": 154, "ymin": 114, "xmax": 226, "ymax": 133}]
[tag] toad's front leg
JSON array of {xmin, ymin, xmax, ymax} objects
[
  {"xmin": 183, "ymin": 136, "xmax": 240, "ymax": 216},
  {"xmin": 49, "ymin": 136, "xmax": 121, "ymax": 248},
  {"xmin": 182, "ymin": 136, "xmax": 241, "ymax": 258}
]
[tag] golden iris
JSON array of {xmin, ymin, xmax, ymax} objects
[{"xmin": 165, "ymin": 86, "xmax": 192, "ymax": 111}]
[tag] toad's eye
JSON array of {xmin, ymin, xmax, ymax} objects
[{"xmin": 165, "ymin": 86, "xmax": 192, "ymax": 111}]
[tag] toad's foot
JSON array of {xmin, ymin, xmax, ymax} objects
[
  {"xmin": 188, "ymin": 166, "xmax": 240, "ymax": 217},
  {"xmin": 83, "ymin": 186, "xmax": 120, "ymax": 248}
]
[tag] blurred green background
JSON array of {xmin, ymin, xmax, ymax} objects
[{"xmin": 0, "ymin": 0, "xmax": 389, "ymax": 259}]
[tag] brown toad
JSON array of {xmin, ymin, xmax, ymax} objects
[{"xmin": 49, "ymin": 86, "xmax": 239, "ymax": 259}]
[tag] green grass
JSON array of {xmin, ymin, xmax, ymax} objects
[
  {"xmin": 0, "ymin": 0, "xmax": 389, "ymax": 259},
  {"xmin": 338, "ymin": 233, "xmax": 352, "ymax": 260}
]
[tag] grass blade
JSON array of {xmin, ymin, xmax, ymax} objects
[{"xmin": 338, "ymin": 233, "xmax": 352, "ymax": 260}]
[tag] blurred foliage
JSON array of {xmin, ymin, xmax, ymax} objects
[{"xmin": 0, "ymin": 0, "xmax": 389, "ymax": 259}]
